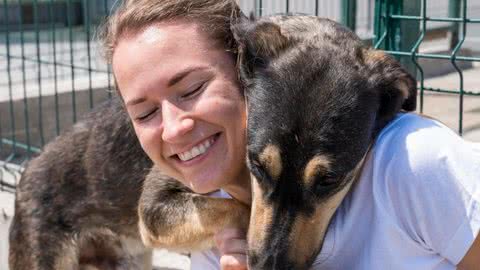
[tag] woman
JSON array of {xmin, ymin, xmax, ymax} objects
[{"xmin": 101, "ymin": 0, "xmax": 480, "ymax": 269}]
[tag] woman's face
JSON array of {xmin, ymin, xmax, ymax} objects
[{"xmin": 113, "ymin": 22, "xmax": 247, "ymax": 194}]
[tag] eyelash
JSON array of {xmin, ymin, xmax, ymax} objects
[
  {"xmin": 135, "ymin": 82, "xmax": 206, "ymax": 123},
  {"xmin": 181, "ymin": 82, "xmax": 205, "ymax": 99},
  {"xmin": 136, "ymin": 108, "xmax": 158, "ymax": 122}
]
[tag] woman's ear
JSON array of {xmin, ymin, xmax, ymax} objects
[
  {"xmin": 362, "ymin": 49, "xmax": 417, "ymax": 128},
  {"xmin": 232, "ymin": 20, "xmax": 289, "ymax": 80}
]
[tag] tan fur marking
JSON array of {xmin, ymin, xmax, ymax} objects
[
  {"xmin": 54, "ymin": 241, "xmax": 78, "ymax": 270},
  {"xmin": 248, "ymin": 176, "xmax": 273, "ymax": 253},
  {"xmin": 363, "ymin": 48, "xmax": 387, "ymax": 63},
  {"xmin": 303, "ymin": 155, "xmax": 332, "ymax": 185},
  {"xmin": 259, "ymin": 144, "xmax": 283, "ymax": 180},
  {"xmin": 288, "ymin": 180, "xmax": 354, "ymax": 266},
  {"xmin": 254, "ymin": 22, "xmax": 288, "ymax": 57},
  {"xmin": 139, "ymin": 196, "xmax": 249, "ymax": 253}
]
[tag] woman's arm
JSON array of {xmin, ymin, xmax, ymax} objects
[{"xmin": 457, "ymin": 233, "xmax": 480, "ymax": 270}]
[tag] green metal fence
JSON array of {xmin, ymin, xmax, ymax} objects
[
  {"xmin": 1, "ymin": 0, "xmax": 479, "ymax": 193},
  {"xmin": 1, "ymin": 0, "xmax": 116, "ymax": 192},
  {"xmin": 374, "ymin": 0, "xmax": 480, "ymax": 135}
]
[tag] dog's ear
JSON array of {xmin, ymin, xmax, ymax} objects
[
  {"xmin": 232, "ymin": 20, "xmax": 289, "ymax": 78},
  {"xmin": 362, "ymin": 49, "xmax": 417, "ymax": 128}
]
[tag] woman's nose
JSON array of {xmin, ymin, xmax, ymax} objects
[{"xmin": 161, "ymin": 102, "xmax": 195, "ymax": 142}]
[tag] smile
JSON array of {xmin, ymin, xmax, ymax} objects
[{"xmin": 177, "ymin": 134, "xmax": 218, "ymax": 162}]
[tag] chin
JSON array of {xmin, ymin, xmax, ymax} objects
[{"xmin": 188, "ymin": 178, "xmax": 221, "ymax": 195}]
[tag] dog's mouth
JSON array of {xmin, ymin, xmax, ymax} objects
[{"xmin": 172, "ymin": 133, "xmax": 221, "ymax": 163}]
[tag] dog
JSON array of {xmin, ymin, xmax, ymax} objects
[
  {"xmin": 10, "ymin": 15, "xmax": 416, "ymax": 270},
  {"xmin": 234, "ymin": 15, "xmax": 416, "ymax": 269}
]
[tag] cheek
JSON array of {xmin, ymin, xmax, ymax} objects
[
  {"xmin": 133, "ymin": 124, "xmax": 163, "ymax": 163},
  {"xmin": 198, "ymin": 83, "xmax": 246, "ymax": 137}
]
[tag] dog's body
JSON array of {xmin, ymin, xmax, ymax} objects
[
  {"xmin": 9, "ymin": 98, "xmax": 155, "ymax": 269},
  {"xmin": 10, "ymin": 15, "xmax": 416, "ymax": 270}
]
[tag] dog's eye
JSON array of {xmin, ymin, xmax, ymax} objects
[
  {"xmin": 314, "ymin": 173, "xmax": 340, "ymax": 193},
  {"xmin": 250, "ymin": 160, "xmax": 273, "ymax": 184}
]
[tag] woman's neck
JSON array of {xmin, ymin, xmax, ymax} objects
[{"xmin": 223, "ymin": 167, "xmax": 252, "ymax": 205}]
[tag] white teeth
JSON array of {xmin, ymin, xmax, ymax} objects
[{"xmin": 178, "ymin": 137, "xmax": 214, "ymax": 162}]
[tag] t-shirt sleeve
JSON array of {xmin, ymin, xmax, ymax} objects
[
  {"xmin": 190, "ymin": 249, "xmax": 221, "ymax": 270},
  {"xmin": 372, "ymin": 114, "xmax": 480, "ymax": 265}
]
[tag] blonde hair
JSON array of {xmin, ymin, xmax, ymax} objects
[{"xmin": 99, "ymin": 0, "xmax": 243, "ymax": 63}]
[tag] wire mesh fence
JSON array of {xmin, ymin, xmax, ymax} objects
[
  {"xmin": 374, "ymin": 0, "xmax": 480, "ymax": 135},
  {"xmin": 1, "ymin": 0, "xmax": 479, "ymax": 193}
]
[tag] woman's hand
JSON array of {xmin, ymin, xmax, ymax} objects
[{"xmin": 215, "ymin": 228, "xmax": 248, "ymax": 270}]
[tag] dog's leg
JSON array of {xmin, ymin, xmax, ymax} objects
[
  {"xmin": 77, "ymin": 229, "xmax": 152, "ymax": 270},
  {"xmin": 138, "ymin": 167, "xmax": 250, "ymax": 251},
  {"xmin": 9, "ymin": 213, "xmax": 79, "ymax": 270}
]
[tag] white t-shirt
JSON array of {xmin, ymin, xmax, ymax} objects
[{"xmin": 191, "ymin": 113, "xmax": 480, "ymax": 270}]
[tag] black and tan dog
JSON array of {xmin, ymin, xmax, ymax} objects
[
  {"xmin": 234, "ymin": 15, "xmax": 416, "ymax": 269},
  {"xmin": 10, "ymin": 15, "xmax": 416, "ymax": 270}
]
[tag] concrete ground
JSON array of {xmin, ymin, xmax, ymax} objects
[{"xmin": 420, "ymin": 63, "xmax": 480, "ymax": 142}]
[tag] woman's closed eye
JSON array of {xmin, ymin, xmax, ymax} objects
[
  {"xmin": 135, "ymin": 108, "xmax": 158, "ymax": 122},
  {"xmin": 181, "ymin": 82, "xmax": 206, "ymax": 99}
]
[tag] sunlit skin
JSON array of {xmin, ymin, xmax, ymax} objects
[
  {"xmin": 113, "ymin": 22, "xmax": 251, "ymax": 269},
  {"xmin": 113, "ymin": 22, "xmax": 251, "ymax": 206}
]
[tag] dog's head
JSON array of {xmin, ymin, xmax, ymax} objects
[{"xmin": 233, "ymin": 16, "xmax": 416, "ymax": 270}]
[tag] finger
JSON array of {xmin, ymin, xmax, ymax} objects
[{"xmin": 220, "ymin": 253, "xmax": 248, "ymax": 270}]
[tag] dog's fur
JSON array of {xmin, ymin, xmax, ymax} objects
[
  {"xmin": 9, "ymin": 98, "xmax": 155, "ymax": 269},
  {"xmin": 10, "ymin": 15, "xmax": 416, "ymax": 270}
]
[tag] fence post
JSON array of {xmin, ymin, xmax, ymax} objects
[
  {"xmin": 341, "ymin": 0, "xmax": 356, "ymax": 31},
  {"xmin": 448, "ymin": 0, "xmax": 460, "ymax": 49},
  {"xmin": 374, "ymin": 0, "xmax": 420, "ymax": 80}
]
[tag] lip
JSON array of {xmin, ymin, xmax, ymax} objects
[{"xmin": 172, "ymin": 133, "xmax": 221, "ymax": 166}]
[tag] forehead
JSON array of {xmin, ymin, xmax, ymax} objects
[
  {"xmin": 111, "ymin": 22, "xmax": 234, "ymax": 100},
  {"xmin": 113, "ymin": 22, "xmax": 208, "ymax": 66}
]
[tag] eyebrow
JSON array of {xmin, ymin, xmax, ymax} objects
[
  {"xmin": 125, "ymin": 66, "xmax": 210, "ymax": 107},
  {"xmin": 126, "ymin": 97, "xmax": 146, "ymax": 107},
  {"xmin": 167, "ymin": 66, "xmax": 210, "ymax": 87}
]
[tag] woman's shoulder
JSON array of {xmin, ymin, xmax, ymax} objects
[
  {"xmin": 368, "ymin": 112, "xmax": 480, "ymax": 217},
  {"xmin": 373, "ymin": 113, "xmax": 477, "ymax": 172},
  {"xmin": 364, "ymin": 113, "xmax": 480, "ymax": 264}
]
